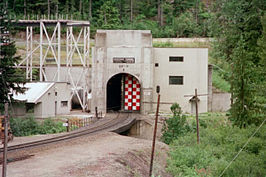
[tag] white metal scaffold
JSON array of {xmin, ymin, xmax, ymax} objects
[{"xmin": 15, "ymin": 19, "xmax": 90, "ymax": 112}]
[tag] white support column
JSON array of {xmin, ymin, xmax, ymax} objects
[
  {"xmin": 39, "ymin": 21, "xmax": 43, "ymax": 81},
  {"xmin": 26, "ymin": 26, "xmax": 29, "ymax": 80},
  {"xmin": 66, "ymin": 27, "xmax": 69, "ymax": 67},
  {"xmin": 70, "ymin": 26, "xmax": 73, "ymax": 67},
  {"xmin": 30, "ymin": 26, "xmax": 33, "ymax": 81},
  {"xmin": 57, "ymin": 22, "xmax": 61, "ymax": 82}
]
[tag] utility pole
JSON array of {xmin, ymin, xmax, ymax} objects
[
  {"xmin": 2, "ymin": 103, "xmax": 8, "ymax": 177},
  {"xmin": 184, "ymin": 89, "xmax": 208, "ymax": 144},
  {"xmin": 195, "ymin": 89, "xmax": 200, "ymax": 144},
  {"xmin": 149, "ymin": 86, "xmax": 160, "ymax": 177}
]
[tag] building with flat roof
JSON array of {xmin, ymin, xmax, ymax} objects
[{"xmin": 91, "ymin": 30, "xmax": 208, "ymax": 114}]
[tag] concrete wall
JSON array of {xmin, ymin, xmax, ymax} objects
[
  {"xmin": 91, "ymin": 30, "xmax": 154, "ymax": 114},
  {"xmin": 211, "ymin": 92, "xmax": 231, "ymax": 112},
  {"xmin": 208, "ymin": 65, "xmax": 213, "ymax": 111},
  {"xmin": 54, "ymin": 82, "xmax": 72, "ymax": 115},
  {"xmin": 12, "ymin": 103, "xmax": 26, "ymax": 116},
  {"xmin": 36, "ymin": 82, "xmax": 71, "ymax": 118},
  {"xmin": 153, "ymin": 48, "xmax": 208, "ymax": 113}
]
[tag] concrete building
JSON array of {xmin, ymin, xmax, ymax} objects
[
  {"xmin": 91, "ymin": 30, "xmax": 208, "ymax": 114},
  {"xmin": 12, "ymin": 82, "xmax": 71, "ymax": 118},
  {"xmin": 42, "ymin": 30, "xmax": 209, "ymax": 115}
]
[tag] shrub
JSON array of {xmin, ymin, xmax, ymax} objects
[
  {"xmin": 167, "ymin": 122, "xmax": 266, "ymax": 177},
  {"xmin": 10, "ymin": 117, "xmax": 66, "ymax": 136},
  {"xmin": 10, "ymin": 116, "xmax": 39, "ymax": 136},
  {"xmin": 161, "ymin": 103, "xmax": 192, "ymax": 144}
]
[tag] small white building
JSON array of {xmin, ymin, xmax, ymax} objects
[{"xmin": 12, "ymin": 82, "xmax": 71, "ymax": 118}]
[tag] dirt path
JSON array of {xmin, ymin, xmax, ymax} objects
[{"xmin": 1, "ymin": 132, "xmax": 171, "ymax": 177}]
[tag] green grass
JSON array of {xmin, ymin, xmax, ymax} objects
[
  {"xmin": 212, "ymin": 70, "xmax": 230, "ymax": 92},
  {"xmin": 166, "ymin": 113, "xmax": 266, "ymax": 177},
  {"xmin": 153, "ymin": 41, "xmax": 210, "ymax": 48}
]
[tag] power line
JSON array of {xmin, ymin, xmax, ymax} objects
[{"xmin": 219, "ymin": 118, "xmax": 266, "ymax": 177}]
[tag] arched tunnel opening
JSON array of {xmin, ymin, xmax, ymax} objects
[
  {"xmin": 107, "ymin": 73, "xmax": 141, "ymax": 112},
  {"xmin": 107, "ymin": 74, "xmax": 122, "ymax": 111}
]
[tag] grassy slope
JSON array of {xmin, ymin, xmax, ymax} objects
[{"xmin": 167, "ymin": 113, "xmax": 266, "ymax": 177}]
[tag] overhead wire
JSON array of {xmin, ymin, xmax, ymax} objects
[{"xmin": 219, "ymin": 118, "xmax": 266, "ymax": 177}]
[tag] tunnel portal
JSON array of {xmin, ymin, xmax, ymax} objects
[{"xmin": 107, "ymin": 73, "xmax": 140, "ymax": 112}]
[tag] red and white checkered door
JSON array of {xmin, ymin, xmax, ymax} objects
[{"xmin": 124, "ymin": 75, "xmax": 140, "ymax": 111}]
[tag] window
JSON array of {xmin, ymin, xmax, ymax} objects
[
  {"xmin": 26, "ymin": 103, "xmax": 34, "ymax": 113},
  {"xmin": 169, "ymin": 76, "xmax": 183, "ymax": 85},
  {"xmin": 155, "ymin": 63, "xmax": 159, "ymax": 67},
  {"xmin": 169, "ymin": 56, "xmax": 184, "ymax": 62},
  {"xmin": 61, "ymin": 101, "xmax": 68, "ymax": 107},
  {"xmin": 55, "ymin": 92, "xmax": 57, "ymax": 96}
]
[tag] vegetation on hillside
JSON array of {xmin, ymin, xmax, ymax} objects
[
  {"xmin": 6, "ymin": 0, "xmax": 212, "ymax": 38},
  {"xmin": 167, "ymin": 121, "xmax": 265, "ymax": 177},
  {"xmin": 211, "ymin": 0, "xmax": 265, "ymax": 127},
  {"xmin": 162, "ymin": 104, "xmax": 265, "ymax": 177}
]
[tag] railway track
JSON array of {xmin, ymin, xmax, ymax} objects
[{"xmin": 0, "ymin": 113, "xmax": 136, "ymax": 153}]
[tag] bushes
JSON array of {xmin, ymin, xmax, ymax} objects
[
  {"xmin": 10, "ymin": 117, "xmax": 66, "ymax": 137},
  {"xmin": 167, "ymin": 123, "xmax": 266, "ymax": 177},
  {"xmin": 161, "ymin": 103, "xmax": 192, "ymax": 144}
]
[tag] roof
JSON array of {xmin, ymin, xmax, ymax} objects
[
  {"xmin": 13, "ymin": 82, "xmax": 55, "ymax": 104},
  {"xmin": 15, "ymin": 20, "xmax": 90, "ymax": 27}
]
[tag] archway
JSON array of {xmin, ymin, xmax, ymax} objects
[{"xmin": 107, "ymin": 73, "xmax": 141, "ymax": 112}]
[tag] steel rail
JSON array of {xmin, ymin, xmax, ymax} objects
[{"xmin": 0, "ymin": 113, "xmax": 133, "ymax": 152}]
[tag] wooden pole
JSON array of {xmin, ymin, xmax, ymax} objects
[
  {"xmin": 149, "ymin": 92, "xmax": 160, "ymax": 177},
  {"xmin": 195, "ymin": 89, "xmax": 200, "ymax": 144},
  {"xmin": 2, "ymin": 103, "xmax": 8, "ymax": 177}
]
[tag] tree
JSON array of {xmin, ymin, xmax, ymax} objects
[
  {"xmin": 211, "ymin": 0, "xmax": 265, "ymax": 127},
  {"xmin": 96, "ymin": 0, "xmax": 121, "ymax": 29},
  {"xmin": 0, "ymin": 1, "xmax": 25, "ymax": 112},
  {"xmin": 161, "ymin": 103, "xmax": 191, "ymax": 144}
]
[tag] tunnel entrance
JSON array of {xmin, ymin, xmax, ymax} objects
[{"xmin": 107, "ymin": 73, "xmax": 140, "ymax": 112}]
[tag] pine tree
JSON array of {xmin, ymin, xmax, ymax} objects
[
  {"xmin": 0, "ymin": 1, "xmax": 25, "ymax": 111},
  {"xmin": 96, "ymin": 0, "xmax": 121, "ymax": 29},
  {"xmin": 211, "ymin": 0, "xmax": 265, "ymax": 127}
]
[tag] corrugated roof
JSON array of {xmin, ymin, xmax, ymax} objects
[{"xmin": 13, "ymin": 82, "xmax": 55, "ymax": 103}]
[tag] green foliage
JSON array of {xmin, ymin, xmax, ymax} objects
[
  {"xmin": 7, "ymin": 0, "xmax": 212, "ymax": 38},
  {"xmin": 153, "ymin": 41, "xmax": 174, "ymax": 48},
  {"xmin": 10, "ymin": 117, "xmax": 66, "ymax": 136},
  {"xmin": 161, "ymin": 103, "xmax": 192, "ymax": 145},
  {"xmin": 210, "ymin": 0, "xmax": 265, "ymax": 127},
  {"xmin": 0, "ymin": 2, "xmax": 26, "ymax": 112},
  {"xmin": 212, "ymin": 70, "xmax": 230, "ymax": 92},
  {"xmin": 96, "ymin": 0, "xmax": 121, "ymax": 29},
  {"xmin": 167, "ymin": 120, "xmax": 266, "ymax": 177},
  {"xmin": 173, "ymin": 12, "xmax": 199, "ymax": 37},
  {"xmin": 38, "ymin": 118, "xmax": 66, "ymax": 134}
]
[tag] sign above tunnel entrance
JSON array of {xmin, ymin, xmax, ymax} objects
[{"xmin": 113, "ymin": 57, "xmax": 135, "ymax": 63}]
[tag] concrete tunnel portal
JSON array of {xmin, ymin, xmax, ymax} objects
[{"xmin": 107, "ymin": 73, "xmax": 141, "ymax": 112}]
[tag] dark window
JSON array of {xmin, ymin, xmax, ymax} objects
[
  {"xmin": 26, "ymin": 103, "xmax": 34, "ymax": 113},
  {"xmin": 61, "ymin": 101, "xmax": 68, "ymax": 107},
  {"xmin": 55, "ymin": 92, "xmax": 57, "ymax": 96},
  {"xmin": 169, "ymin": 76, "xmax": 183, "ymax": 85},
  {"xmin": 155, "ymin": 63, "xmax": 159, "ymax": 67},
  {"xmin": 169, "ymin": 56, "xmax": 184, "ymax": 62}
]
